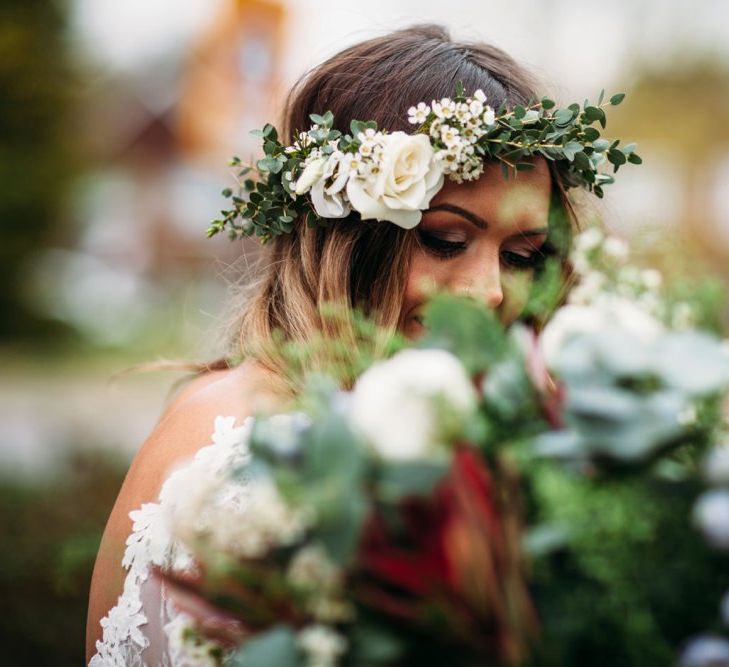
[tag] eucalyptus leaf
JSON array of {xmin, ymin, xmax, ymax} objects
[
  {"xmin": 377, "ymin": 461, "xmax": 448, "ymax": 502},
  {"xmin": 230, "ymin": 626, "xmax": 299, "ymax": 667},
  {"xmin": 562, "ymin": 141, "xmax": 583, "ymax": 162},
  {"xmin": 554, "ymin": 108, "xmax": 575, "ymax": 127}
]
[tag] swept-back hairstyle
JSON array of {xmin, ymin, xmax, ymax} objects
[{"xmin": 222, "ymin": 24, "xmax": 574, "ymax": 389}]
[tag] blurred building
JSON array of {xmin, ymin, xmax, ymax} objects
[
  {"xmin": 36, "ymin": 0, "xmax": 286, "ymax": 346},
  {"xmin": 178, "ymin": 0, "xmax": 286, "ymax": 166}
]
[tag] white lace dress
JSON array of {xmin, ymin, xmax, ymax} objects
[{"xmin": 89, "ymin": 415, "xmax": 254, "ymax": 667}]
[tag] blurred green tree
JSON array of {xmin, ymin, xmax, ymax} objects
[{"xmin": 0, "ymin": 0, "xmax": 79, "ymax": 341}]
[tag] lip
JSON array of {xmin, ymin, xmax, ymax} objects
[{"xmin": 409, "ymin": 314, "xmax": 426, "ymax": 337}]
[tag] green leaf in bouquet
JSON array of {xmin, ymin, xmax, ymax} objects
[
  {"xmin": 312, "ymin": 481, "xmax": 368, "ymax": 564},
  {"xmin": 300, "ymin": 410, "xmax": 364, "ymax": 484},
  {"xmin": 376, "ymin": 461, "xmax": 449, "ymax": 503},
  {"xmin": 522, "ymin": 193, "xmax": 572, "ymax": 323},
  {"xmin": 295, "ymin": 405, "xmax": 369, "ymax": 563},
  {"xmin": 420, "ymin": 293, "xmax": 509, "ymax": 373},
  {"xmin": 521, "ymin": 255, "xmax": 567, "ymax": 323},
  {"xmin": 569, "ymin": 389, "xmax": 688, "ymax": 463},
  {"xmin": 482, "ymin": 357, "xmax": 535, "ymax": 422},
  {"xmin": 348, "ymin": 623, "xmax": 404, "ymax": 665},
  {"xmin": 532, "ymin": 430, "xmax": 584, "ymax": 460},
  {"xmin": 230, "ymin": 625, "xmax": 299, "ymax": 667}
]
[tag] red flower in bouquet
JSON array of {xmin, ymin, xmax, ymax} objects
[{"xmin": 357, "ymin": 446, "xmax": 538, "ymax": 665}]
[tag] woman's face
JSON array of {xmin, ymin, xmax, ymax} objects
[{"xmin": 401, "ymin": 159, "xmax": 552, "ymax": 338}]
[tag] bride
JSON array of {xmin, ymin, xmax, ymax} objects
[{"xmin": 86, "ymin": 23, "xmax": 579, "ymax": 665}]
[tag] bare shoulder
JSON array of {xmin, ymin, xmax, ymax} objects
[
  {"xmin": 128, "ymin": 362, "xmax": 274, "ymax": 499},
  {"xmin": 86, "ymin": 359, "xmax": 283, "ymax": 659}
]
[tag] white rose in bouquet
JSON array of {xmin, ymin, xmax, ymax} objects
[
  {"xmin": 540, "ymin": 295, "xmax": 664, "ymax": 370},
  {"xmin": 346, "ymin": 132, "xmax": 444, "ymax": 229},
  {"xmin": 693, "ymin": 489, "xmax": 729, "ymax": 550},
  {"xmin": 349, "ymin": 348, "xmax": 477, "ymax": 460}
]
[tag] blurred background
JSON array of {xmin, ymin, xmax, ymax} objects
[{"xmin": 1, "ymin": 0, "xmax": 729, "ymax": 663}]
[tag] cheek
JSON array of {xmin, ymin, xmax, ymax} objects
[
  {"xmin": 400, "ymin": 252, "xmax": 443, "ymax": 336},
  {"xmin": 403, "ymin": 251, "xmax": 448, "ymax": 305}
]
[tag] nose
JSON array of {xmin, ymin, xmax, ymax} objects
[
  {"xmin": 471, "ymin": 281, "xmax": 504, "ymax": 309},
  {"xmin": 457, "ymin": 261, "xmax": 504, "ymax": 310}
]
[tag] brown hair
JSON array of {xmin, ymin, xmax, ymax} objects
[{"xmin": 219, "ymin": 24, "xmax": 574, "ymax": 391}]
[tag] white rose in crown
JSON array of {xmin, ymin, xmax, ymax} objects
[
  {"xmin": 294, "ymin": 157, "xmax": 327, "ymax": 195},
  {"xmin": 310, "ymin": 151, "xmax": 352, "ymax": 219},
  {"xmin": 346, "ymin": 132, "xmax": 444, "ymax": 229},
  {"xmin": 349, "ymin": 348, "xmax": 477, "ymax": 460}
]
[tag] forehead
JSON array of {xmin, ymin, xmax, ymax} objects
[{"xmin": 430, "ymin": 159, "xmax": 552, "ymax": 229}]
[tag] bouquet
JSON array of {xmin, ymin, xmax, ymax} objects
[{"xmin": 158, "ymin": 230, "xmax": 729, "ymax": 667}]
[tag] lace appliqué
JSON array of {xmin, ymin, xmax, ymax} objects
[{"xmin": 90, "ymin": 416, "xmax": 253, "ymax": 667}]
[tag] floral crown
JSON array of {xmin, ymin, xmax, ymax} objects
[{"xmin": 208, "ymin": 84, "xmax": 641, "ymax": 243}]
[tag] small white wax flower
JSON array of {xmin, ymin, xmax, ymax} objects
[
  {"xmin": 703, "ymin": 445, "xmax": 729, "ymax": 485},
  {"xmin": 165, "ymin": 614, "xmax": 222, "ymax": 667},
  {"xmin": 567, "ymin": 269, "xmax": 607, "ymax": 305},
  {"xmin": 440, "ymin": 124, "xmax": 460, "ymax": 148},
  {"xmin": 432, "ymin": 99, "xmax": 455, "ymax": 120},
  {"xmin": 287, "ymin": 544, "xmax": 352, "ymax": 622},
  {"xmin": 454, "ymin": 102, "xmax": 471, "ymax": 123},
  {"xmin": 694, "ymin": 489, "xmax": 729, "ymax": 550},
  {"xmin": 672, "ymin": 302, "xmax": 695, "ymax": 330},
  {"xmin": 483, "ymin": 106, "xmax": 496, "ymax": 126},
  {"xmin": 297, "ymin": 625, "xmax": 348, "ymax": 667},
  {"xmin": 407, "ymin": 102, "xmax": 431, "ymax": 125},
  {"xmin": 287, "ymin": 543, "xmax": 340, "ymax": 592},
  {"xmin": 474, "ymin": 89, "xmax": 487, "ymax": 103},
  {"xmin": 574, "ymin": 227, "xmax": 604, "ymax": 253},
  {"xmin": 603, "ymin": 236, "xmax": 629, "ymax": 263},
  {"xmin": 641, "ymin": 268, "xmax": 663, "ymax": 290},
  {"xmin": 349, "ymin": 348, "xmax": 477, "ymax": 460}
]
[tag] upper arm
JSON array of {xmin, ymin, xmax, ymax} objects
[{"xmin": 85, "ymin": 363, "xmax": 279, "ymax": 660}]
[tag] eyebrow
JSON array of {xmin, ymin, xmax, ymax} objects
[
  {"xmin": 425, "ymin": 203, "xmax": 487, "ymax": 229},
  {"xmin": 424, "ymin": 203, "xmax": 549, "ymax": 237}
]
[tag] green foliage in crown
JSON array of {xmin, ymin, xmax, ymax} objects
[{"xmin": 208, "ymin": 85, "xmax": 641, "ymax": 244}]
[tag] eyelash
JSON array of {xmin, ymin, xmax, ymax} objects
[{"xmin": 417, "ymin": 230, "xmax": 548, "ymax": 269}]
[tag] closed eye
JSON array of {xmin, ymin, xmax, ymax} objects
[
  {"xmin": 417, "ymin": 230, "xmax": 467, "ymax": 259},
  {"xmin": 501, "ymin": 239, "xmax": 552, "ymax": 270},
  {"xmin": 501, "ymin": 249, "xmax": 545, "ymax": 269}
]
